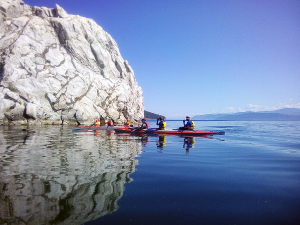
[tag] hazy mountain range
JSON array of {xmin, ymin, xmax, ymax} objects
[{"xmin": 192, "ymin": 108, "xmax": 300, "ymax": 121}]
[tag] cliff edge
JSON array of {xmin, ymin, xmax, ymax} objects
[{"xmin": 0, "ymin": 0, "xmax": 144, "ymax": 125}]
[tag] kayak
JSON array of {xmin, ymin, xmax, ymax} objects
[
  {"xmin": 114, "ymin": 128, "xmax": 225, "ymax": 136},
  {"xmin": 72, "ymin": 125, "xmax": 131, "ymax": 131}
]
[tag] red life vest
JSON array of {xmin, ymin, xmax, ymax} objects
[{"xmin": 145, "ymin": 122, "xmax": 149, "ymax": 128}]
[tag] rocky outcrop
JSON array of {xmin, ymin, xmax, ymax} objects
[{"xmin": 0, "ymin": 0, "xmax": 144, "ymax": 125}]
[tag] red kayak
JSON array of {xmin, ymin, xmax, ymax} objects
[
  {"xmin": 114, "ymin": 128, "xmax": 225, "ymax": 136},
  {"xmin": 72, "ymin": 125, "xmax": 131, "ymax": 131}
]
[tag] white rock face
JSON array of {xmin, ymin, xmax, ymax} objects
[{"xmin": 0, "ymin": 0, "xmax": 144, "ymax": 125}]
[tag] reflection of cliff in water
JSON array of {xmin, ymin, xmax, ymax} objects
[{"xmin": 0, "ymin": 126, "xmax": 142, "ymax": 225}]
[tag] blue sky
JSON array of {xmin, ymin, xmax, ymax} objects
[{"xmin": 24, "ymin": 0, "xmax": 300, "ymax": 119}]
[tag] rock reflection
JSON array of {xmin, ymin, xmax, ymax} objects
[{"xmin": 0, "ymin": 126, "xmax": 142, "ymax": 225}]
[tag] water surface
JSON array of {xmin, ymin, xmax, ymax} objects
[{"xmin": 0, "ymin": 121, "xmax": 299, "ymax": 224}]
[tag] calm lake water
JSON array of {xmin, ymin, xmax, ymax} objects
[{"xmin": 0, "ymin": 120, "xmax": 299, "ymax": 225}]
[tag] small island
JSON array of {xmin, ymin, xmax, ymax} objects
[{"xmin": 144, "ymin": 110, "xmax": 165, "ymax": 120}]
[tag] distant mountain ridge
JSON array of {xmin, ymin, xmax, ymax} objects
[
  {"xmin": 144, "ymin": 110, "xmax": 165, "ymax": 120},
  {"xmin": 192, "ymin": 108, "xmax": 300, "ymax": 121}
]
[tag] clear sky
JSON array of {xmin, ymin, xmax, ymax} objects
[{"xmin": 24, "ymin": 0, "xmax": 300, "ymax": 119}]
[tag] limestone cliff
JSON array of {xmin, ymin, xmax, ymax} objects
[{"xmin": 0, "ymin": 0, "xmax": 144, "ymax": 125}]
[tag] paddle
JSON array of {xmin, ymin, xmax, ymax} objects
[{"xmin": 130, "ymin": 124, "xmax": 141, "ymax": 132}]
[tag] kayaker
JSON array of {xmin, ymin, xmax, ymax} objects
[
  {"xmin": 179, "ymin": 116, "xmax": 195, "ymax": 130},
  {"xmin": 107, "ymin": 119, "xmax": 114, "ymax": 127},
  {"xmin": 94, "ymin": 119, "xmax": 101, "ymax": 127},
  {"xmin": 125, "ymin": 120, "xmax": 131, "ymax": 126},
  {"xmin": 138, "ymin": 118, "xmax": 149, "ymax": 130},
  {"xmin": 156, "ymin": 117, "xmax": 166, "ymax": 130}
]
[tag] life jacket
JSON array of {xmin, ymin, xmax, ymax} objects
[
  {"xmin": 94, "ymin": 120, "xmax": 101, "ymax": 127},
  {"xmin": 145, "ymin": 122, "xmax": 149, "ymax": 129},
  {"xmin": 188, "ymin": 121, "xmax": 195, "ymax": 130},
  {"xmin": 125, "ymin": 121, "xmax": 131, "ymax": 126},
  {"xmin": 107, "ymin": 121, "xmax": 113, "ymax": 126},
  {"xmin": 159, "ymin": 121, "xmax": 167, "ymax": 130}
]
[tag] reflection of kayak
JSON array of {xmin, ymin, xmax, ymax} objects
[
  {"xmin": 114, "ymin": 128, "xmax": 225, "ymax": 136},
  {"xmin": 72, "ymin": 125, "xmax": 130, "ymax": 131}
]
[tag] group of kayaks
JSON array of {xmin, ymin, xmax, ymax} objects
[{"xmin": 72, "ymin": 125, "xmax": 225, "ymax": 136}]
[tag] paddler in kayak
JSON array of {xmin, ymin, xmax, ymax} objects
[
  {"xmin": 131, "ymin": 118, "xmax": 148, "ymax": 132},
  {"xmin": 156, "ymin": 117, "xmax": 167, "ymax": 130},
  {"xmin": 125, "ymin": 120, "xmax": 131, "ymax": 126},
  {"xmin": 179, "ymin": 116, "xmax": 195, "ymax": 130},
  {"xmin": 137, "ymin": 118, "xmax": 149, "ymax": 130},
  {"xmin": 107, "ymin": 119, "xmax": 114, "ymax": 127},
  {"xmin": 94, "ymin": 119, "xmax": 101, "ymax": 127}
]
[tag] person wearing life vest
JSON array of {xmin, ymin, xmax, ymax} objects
[
  {"xmin": 107, "ymin": 119, "xmax": 114, "ymax": 127},
  {"xmin": 179, "ymin": 116, "xmax": 195, "ymax": 130},
  {"xmin": 94, "ymin": 119, "xmax": 101, "ymax": 127},
  {"xmin": 156, "ymin": 117, "xmax": 167, "ymax": 130},
  {"xmin": 139, "ymin": 118, "xmax": 149, "ymax": 130},
  {"xmin": 125, "ymin": 120, "xmax": 131, "ymax": 126}
]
